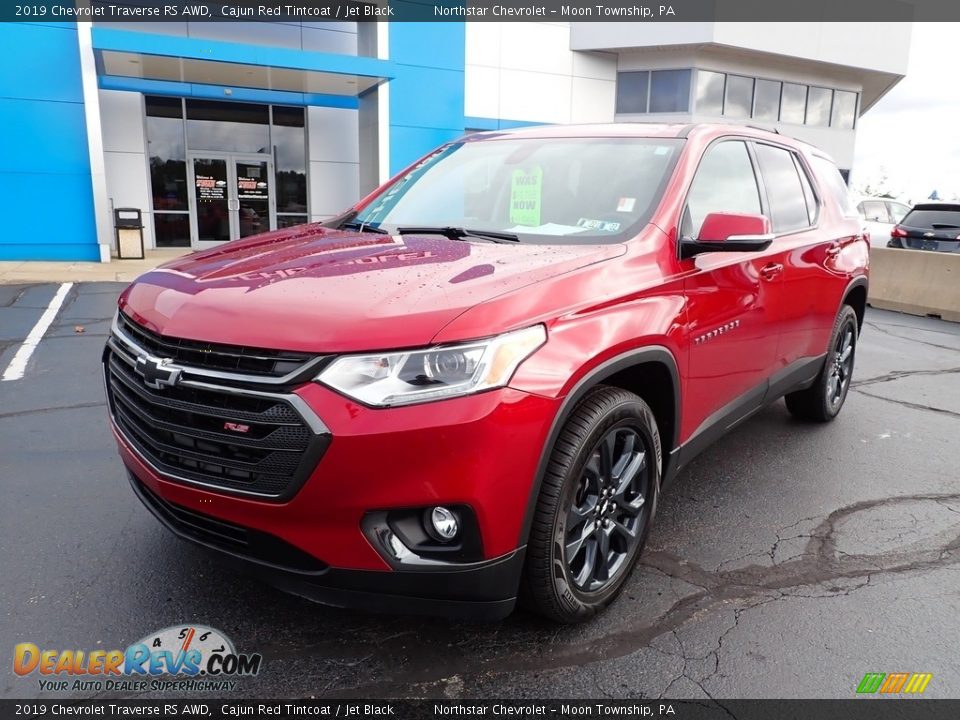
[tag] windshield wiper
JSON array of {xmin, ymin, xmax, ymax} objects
[
  {"xmin": 930, "ymin": 223, "xmax": 960, "ymax": 229},
  {"xmin": 339, "ymin": 220, "xmax": 388, "ymax": 235},
  {"xmin": 397, "ymin": 226, "xmax": 519, "ymax": 243}
]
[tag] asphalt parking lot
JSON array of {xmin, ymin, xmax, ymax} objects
[{"xmin": 1, "ymin": 281, "xmax": 958, "ymax": 700}]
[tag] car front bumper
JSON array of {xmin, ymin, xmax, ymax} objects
[{"xmin": 112, "ymin": 383, "xmax": 559, "ymax": 618}]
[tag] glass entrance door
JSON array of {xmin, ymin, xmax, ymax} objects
[
  {"xmin": 235, "ymin": 159, "xmax": 271, "ymax": 239},
  {"xmin": 188, "ymin": 153, "xmax": 276, "ymax": 248}
]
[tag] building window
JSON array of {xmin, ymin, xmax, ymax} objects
[
  {"xmin": 153, "ymin": 212, "xmax": 191, "ymax": 248},
  {"xmin": 780, "ymin": 83, "xmax": 808, "ymax": 124},
  {"xmin": 752, "ymin": 79, "xmax": 782, "ymax": 122},
  {"xmin": 146, "ymin": 96, "xmax": 189, "ymax": 247},
  {"xmin": 806, "ymin": 86, "xmax": 833, "ymax": 127},
  {"xmin": 277, "ymin": 215, "xmax": 309, "ymax": 229},
  {"xmin": 619, "ymin": 69, "xmax": 857, "ymax": 130},
  {"xmin": 186, "ymin": 100, "xmax": 270, "ymax": 154},
  {"xmin": 695, "ymin": 70, "xmax": 725, "ymax": 116},
  {"xmin": 615, "ymin": 71, "xmax": 650, "ymax": 114},
  {"xmin": 145, "ymin": 96, "xmax": 309, "ymax": 246},
  {"xmin": 649, "ymin": 70, "xmax": 691, "ymax": 113},
  {"xmin": 831, "ymin": 90, "xmax": 857, "ymax": 129},
  {"xmin": 272, "ymin": 106, "xmax": 308, "ymax": 220},
  {"xmin": 724, "ymin": 75, "xmax": 754, "ymax": 119}
]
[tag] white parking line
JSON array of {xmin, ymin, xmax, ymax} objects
[{"xmin": 1, "ymin": 282, "xmax": 74, "ymax": 382}]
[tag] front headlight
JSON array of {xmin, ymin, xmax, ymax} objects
[{"xmin": 316, "ymin": 325, "xmax": 547, "ymax": 407}]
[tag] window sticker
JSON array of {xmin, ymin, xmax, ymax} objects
[
  {"xmin": 577, "ymin": 218, "xmax": 621, "ymax": 232},
  {"xmin": 616, "ymin": 197, "xmax": 636, "ymax": 213},
  {"xmin": 505, "ymin": 223, "xmax": 589, "ymax": 236},
  {"xmin": 510, "ymin": 167, "xmax": 543, "ymax": 226}
]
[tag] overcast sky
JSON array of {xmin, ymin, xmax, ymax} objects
[{"xmin": 853, "ymin": 23, "xmax": 960, "ymax": 202}]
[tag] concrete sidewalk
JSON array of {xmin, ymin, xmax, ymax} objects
[{"xmin": 0, "ymin": 249, "xmax": 192, "ymax": 284}]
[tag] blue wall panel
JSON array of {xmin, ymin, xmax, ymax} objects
[
  {"xmin": 387, "ymin": 20, "xmax": 465, "ymax": 174},
  {"xmin": 0, "ymin": 99, "xmax": 92, "ymax": 175},
  {"xmin": 0, "ymin": 23, "xmax": 97, "ymax": 261}
]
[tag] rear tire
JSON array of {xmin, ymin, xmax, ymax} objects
[
  {"xmin": 523, "ymin": 386, "xmax": 661, "ymax": 623},
  {"xmin": 785, "ymin": 304, "xmax": 858, "ymax": 422}
]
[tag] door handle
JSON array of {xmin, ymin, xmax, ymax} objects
[{"xmin": 760, "ymin": 262, "xmax": 783, "ymax": 280}]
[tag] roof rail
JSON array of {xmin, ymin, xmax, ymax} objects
[{"xmin": 746, "ymin": 124, "xmax": 780, "ymax": 134}]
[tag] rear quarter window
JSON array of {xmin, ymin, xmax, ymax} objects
[{"xmin": 811, "ymin": 156, "xmax": 858, "ymax": 218}]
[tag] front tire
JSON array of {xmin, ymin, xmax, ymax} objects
[
  {"xmin": 785, "ymin": 304, "xmax": 859, "ymax": 422},
  {"xmin": 523, "ymin": 386, "xmax": 661, "ymax": 623}
]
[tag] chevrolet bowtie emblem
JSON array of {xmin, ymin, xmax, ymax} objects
[{"xmin": 134, "ymin": 356, "xmax": 182, "ymax": 390}]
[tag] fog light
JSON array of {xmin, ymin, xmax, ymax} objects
[{"xmin": 429, "ymin": 506, "xmax": 459, "ymax": 542}]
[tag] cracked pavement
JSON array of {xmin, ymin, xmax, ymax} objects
[{"xmin": 1, "ymin": 283, "xmax": 958, "ymax": 700}]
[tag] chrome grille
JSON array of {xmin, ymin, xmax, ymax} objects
[
  {"xmin": 116, "ymin": 311, "xmax": 322, "ymax": 382},
  {"xmin": 105, "ymin": 315, "xmax": 330, "ymax": 500}
]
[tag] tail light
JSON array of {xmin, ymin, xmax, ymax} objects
[{"xmin": 891, "ymin": 226, "xmax": 907, "ymax": 238}]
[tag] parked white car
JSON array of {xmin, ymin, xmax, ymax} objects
[{"xmin": 856, "ymin": 197, "xmax": 911, "ymax": 248}]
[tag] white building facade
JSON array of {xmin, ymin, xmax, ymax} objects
[
  {"xmin": 467, "ymin": 22, "xmax": 911, "ymax": 178},
  {"xmin": 0, "ymin": 20, "xmax": 909, "ymax": 261}
]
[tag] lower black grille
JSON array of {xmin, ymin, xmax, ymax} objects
[
  {"xmin": 130, "ymin": 474, "xmax": 327, "ymax": 574},
  {"xmin": 105, "ymin": 346, "xmax": 329, "ymax": 499}
]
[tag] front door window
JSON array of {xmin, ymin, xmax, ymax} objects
[{"xmin": 189, "ymin": 154, "xmax": 275, "ymax": 247}]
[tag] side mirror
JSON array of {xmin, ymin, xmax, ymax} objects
[{"xmin": 680, "ymin": 212, "xmax": 774, "ymax": 259}]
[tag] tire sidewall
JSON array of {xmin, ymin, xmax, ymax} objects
[
  {"xmin": 548, "ymin": 397, "xmax": 661, "ymax": 619},
  {"xmin": 819, "ymin": 307, "xmax": 859, "ymax": 419}
]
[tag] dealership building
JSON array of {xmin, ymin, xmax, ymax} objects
[{"xmin": 1, "ymin": 19, "xmax": 909, "ymax": 261}]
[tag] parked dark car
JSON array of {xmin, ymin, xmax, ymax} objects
[{"xmin": 888, "ymin": 203, "xmax": 960, "ymax": 253}]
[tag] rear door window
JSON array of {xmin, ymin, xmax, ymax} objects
[
  {"xmin": 754, "ymin": 143, "xmax": 810, "ymax": 233},
  {"xmin": 887, "ymin": 202, "xmax": 910, "ymax": 223},
  {"xmin": 860, "ymin": 201, "xmax": 890, "ymax": 223}
]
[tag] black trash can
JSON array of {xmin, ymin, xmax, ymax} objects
[{"xmin": 114, "ymin": 208, "xmax": 145, "ymax": 260}]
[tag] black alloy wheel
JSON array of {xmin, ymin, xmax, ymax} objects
[
  {"xmin": 785, "ymin": 304, "xmax": 859, "ymax": 422},
  {"xmin": 827, "ymin": 322, "xmax": 855, "ymax": 409},
  {"xmin": 523, "ymin": 386, "xmax": 661, "ymax": 623},
  {"xmin": 563, "ymin": 425, "xmax": 649, "ymax": 591}
]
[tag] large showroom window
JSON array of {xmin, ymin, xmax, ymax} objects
[{"xmin": 145, "ymin": 97, "xmax": 309, "ymax": 247}]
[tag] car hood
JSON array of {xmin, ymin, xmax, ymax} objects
[{"xmin": 119, "ymin": 225, "xmax": 625, "ymax": 353}]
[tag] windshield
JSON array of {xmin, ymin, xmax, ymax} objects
[{"xmin": 352, "ymin": 137, "xmax": 684, "ymax": 243}]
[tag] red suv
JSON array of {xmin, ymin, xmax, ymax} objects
[{"xmin": 105, "ymin": 124, "xmax": 868, "ymax": 623}]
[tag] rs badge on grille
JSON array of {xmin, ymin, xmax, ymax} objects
[{"xmin": 224, "ymin": 422, "xmax": 251, "ymax": 433}]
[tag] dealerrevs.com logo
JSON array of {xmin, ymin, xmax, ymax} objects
[{"xmin": 13, "ymin": 625, "xmax": 263, "ymax": 693}]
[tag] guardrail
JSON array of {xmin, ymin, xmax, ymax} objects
[{"xmin": 868, "ymin": 247, "xmax": 960, "ymax": 322}]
